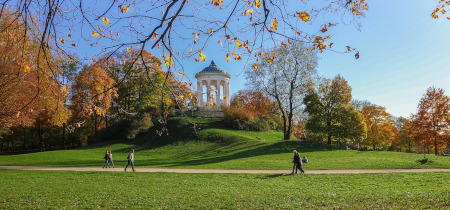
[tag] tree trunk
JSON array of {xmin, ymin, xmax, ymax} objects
[
  {"xmin": 62, "ymin": 123, "xmax": 66, "ymax": 150},
  {"xmin": 38, "ymin": 123, "xmax": 43, "ymax": 152},
  {"xmin": 434, "ymin": 136, "xmax": 438, "ymax": 156},
  {"xmin": 327, "ymin": 121, "xmax": 331, "ymax": 145},
  {"xmin": 283, "ymin": 116, "xmax": 289, "ymax": 140}
]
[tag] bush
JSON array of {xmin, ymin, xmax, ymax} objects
[{"xmin": 223, "ymin": 107, "xmax": 281, "ymax": 131}]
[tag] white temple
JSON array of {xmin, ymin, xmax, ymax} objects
[{"xmin": 195, "ymin": 60, "xmax": 231, "ymax": 109}]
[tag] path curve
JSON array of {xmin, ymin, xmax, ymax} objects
[{"xmin": 1, "ymin": 166, "xmax": 449, "ymax": 174}]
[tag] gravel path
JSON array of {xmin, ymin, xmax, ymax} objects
[{"xmin": 1, "ymin": 166, "xmax": 449, "ymax": 174}]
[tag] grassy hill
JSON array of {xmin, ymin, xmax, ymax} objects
[{"xmin": 0, "ymin": 116, "xmax": 449, "ymax": 169}]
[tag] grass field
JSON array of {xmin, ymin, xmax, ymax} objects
[
  {"xmin": 0, "ymin": 117, "xmax": 449, "ymax": 170},
  {"xmin": 0, "ymin": 170, "xmax": 449, "ymax": 209},
  {"xmin": 1, "ymin": 117, "xmax": 449, "ymax": 208}
]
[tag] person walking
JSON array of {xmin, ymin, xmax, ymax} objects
[
  {"xmin": 296, "ymin": 152, "xmax": 305, "ymax": 174},
  {"xmin": 102, "ymin": 151, "xmax": 110, "ymax": 168},
  {"xmin": 291, "ymin": 150, "xmax": 302, "ymax": 174},
  {"xmin": 124, "ymin": 149, "xmax": 135, "ymax": 172},
  {"xmin": 108, "ymin": 151, "xmax": 115, "ymax": 168}
]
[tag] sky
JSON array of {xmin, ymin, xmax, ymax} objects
[
  {"xmin": 53, "ymin": 0, "xmax": 450, "ymax": 118},
  {"xmin": 180, "ymin": 0, "xmax": 450, "ymax": 118}
]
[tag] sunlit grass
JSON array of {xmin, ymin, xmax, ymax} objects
[
  {"xmin": 0, "ymin": 117, "xmax": 449, "ymax": 170},
  {"xmin": 0, "ymin": 170, "xmax": 448, "ymax": 209}
]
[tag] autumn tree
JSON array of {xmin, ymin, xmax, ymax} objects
[
  {"xmin": 304, "ymin": 75, "xmax": 366, "ymax": 145},
  {"xmin": 360, "ymin": 104, "xmax": 397, "ymax": 150},
  {"xmin": 0, "ymin": 9, "xmax": 70, "ymax": 150},
  {"xmin": 70, "ymin": 58, "xmax": 115, "ymax": 144},
  {"xmin": 245, "ymin": 42, "xmax": 317, "ymax": 140},
  {"xmin": 410, "ymin": 87, "xmax": 450, "ymax": 156},
  {"xmin": 0, "ymin": 0, "xmax": 372, "ymax": 126},
  {"xmin": 224, "ymin": 90, "xmax": 281, "ymax": 131}
]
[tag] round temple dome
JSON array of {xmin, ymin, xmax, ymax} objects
[{"xmin": 195, "ymin": 60, "xmax": 231, "ymax": 78}]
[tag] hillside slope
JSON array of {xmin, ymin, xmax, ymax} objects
[{"xmin": 0, "ymin": 117, "xmax": 448, "ymax": 170}]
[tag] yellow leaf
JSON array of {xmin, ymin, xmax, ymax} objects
[
  {"xmin": 267, "ymin": 56, "xmax": 274, "ymax": 63},
  {"xmin": 62, "ymin": 86, "xmax": 68, "ymax": 96},
  {"xmin": 120, "ymin": 5, "xmax": 130, "ymax": 13},
  {"xmin": 198, "ymin": 50, "xmax": 206, "ymax": 62},
  {"xmin": 92, "ymin": 58, "xmax": 96, "ymax": 62},
  {"xmin": 297, "ymin": 11, "xmax": 310, "ymax": 22},
  {"xmin": 208, "ymin": 28, "xmax": 213, "ymax": 34},
  {"xmin": 246, "ymin": 9, "xmax": 253, "ymax": 15},
  {"xmin": 177, "ymin": 72, "xmax": 184, "ymax": 76},
  {"xmin": 180, "ymin": 95, "xmax": 185, "ymax": 99},
  {"xmin": 59, "ymin": 38, "xmax": 65, "ymax": 44},
  {"xmin": 218, "ymin": 40, "xmax": 222, "ymax": 45},
  {"xmin": 236, "ymin": 40, "xmax": 242, "ymax": 49},
  {"xmin": 92, "ymin": 31, "xmax": 100, "ymax": 37},
  {"xmin": 231, "ymin": 51, "xmax": 237, "ymax": 56},
  {"xmin": 127, "ymin": 47, "xmax": 132, "ymax": 52},
  {"xmin": 270, "ymin": 18, "xmax": 278, "ymax": 31},
  {"xmin": 152, "ymin": 32, "xmax": 159, "ymax": 40},
  {"xmin": 252, "ymin": 63, "xmax": 258, "ymax": 69},
  {"xmin": 226, "ymin": 53, "xmax": 231, "ymax": 62},
  {"xmin": 102, "ymin": 17, "xmax": 111, "ymax": 25},
  {"xmin": 164, "ymin": 53, "xmax": 173, "ymax": 66},
  {"xmin": 23, "ymin": 65, "xmax": 31, "ymax": 73},
  {"xmin": 254, "ymin": 0, "xmax": 262, "ymax": 8}
]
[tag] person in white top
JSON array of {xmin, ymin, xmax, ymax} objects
[{"xmin": 124, "ymin": 149, "xmax": 135, "ymax": 172}]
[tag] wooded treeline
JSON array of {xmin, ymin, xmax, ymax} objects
[{"xmin": 0, "ymin": 11, "xmax": 193, "ymax": 152}]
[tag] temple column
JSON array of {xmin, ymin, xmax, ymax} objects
[
  {"xmin": 197, "ymin": 81, "xmax": 201, "ymax": 107},
  {"xmin": 217, "ymin": 80, "xmax": 222, "ymax": 105},
  {"xmin": 206, "ymin": 80, "xmax": 211, "ymax": 105},
  {"xmin": 225, "ymin": 81, "xmax": 230, "ymax": 106},
  {"xmin": 215, "ymin": 80, "xmax": 219, "ymax": 105}
]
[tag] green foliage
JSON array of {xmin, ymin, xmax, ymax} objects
[
  {"xmin": 0, "ymin": 170, "xmax": 449, "ymax": 209},
  {"xmin": 304, "ymin": 75, "xmax": 366, "ymax": 145}
]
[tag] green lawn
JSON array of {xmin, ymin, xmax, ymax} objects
[
  {"xmin": 0, "ymin": 170, "xmax": 448, "ymax": 209},
  {"xmin": 0, "ymin": 117, "xmax": 449, "ymax": 170}
]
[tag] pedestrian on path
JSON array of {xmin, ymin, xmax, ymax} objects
[
  {"xmin": 108, "ymin": 151, "xmax": 115, "ymax": 168},
  {"xmin": 124, "ymin": 149, "xmax": 135, "ymax": 172},
  {"xmin": 291, "ymin": 150, "xmax": 304, "ymax": 174},
  {"xmin": 102, "ymin": 151, "xmax": 110, "ymax": 168}
]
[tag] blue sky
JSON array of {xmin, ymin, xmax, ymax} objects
[
  {"xmin": 180, "ymin": 0, "xmax": 450, "ymax": 118},
  {"xmin": 61, "ymin": 0, "xmax": 449, "ymax": 118}
]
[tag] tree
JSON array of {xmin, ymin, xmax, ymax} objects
[
  {"xmin": 0, "ymin": 10, "xmax": 70, "ymax": 150},
  {"xmin": 245, "ymin": 42, "xmax": 317, "ymax": 140},
  {"xmin": 0, "ymin": 0, "xmax": 371, "ymax": 123},
  {"xmin": 360, "ymin": 104, "xmax": 397, "ymax": 150},
  {"xmin": 391, "ymin": 117, "xmax": 414, "ymax": 152},
  {"xmin": 70, "ymin": 58, "xmax": 115, "ymax": 143},
  {"xmin": 304, "ymin": 75, "xmax": 366, "ymax": 145},
  {"xmin": 410, "ymin": 87, "xmax": 450, "ymax": 156},
  {"xmin": 224, "ymin": 90, "xmax": 281, "ymax": 131}
]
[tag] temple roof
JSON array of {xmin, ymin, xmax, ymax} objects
[{"xmin": 195, "ymin": 60, "xmax": 231, "ymax": 78}]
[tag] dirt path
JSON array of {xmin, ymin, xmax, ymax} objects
[{"xmin": 1, "ymin": 166, "xmax": 449, "ymax": 174}]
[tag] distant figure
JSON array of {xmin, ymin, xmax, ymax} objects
[
  {"xmin": 102, "ymin": 151, "xmax": 110, "ymax": 168},
  {"xmin": 357, "ymin": 143, "xmax": 360, "ymax": 151},
  {"xmin": 291, "ymin": 150, "xmax": 304, "ymax": 174},
  {"xmin": 124, "ymin": 149, "xmax": 135, "ymax": 172},
  {"xmin": 108, "ymin": 151, "xmax": 115, "ymax": 168},
  {"xmin": 302, "ymin": 156, "xmax": 308, "ymax": 163}
]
